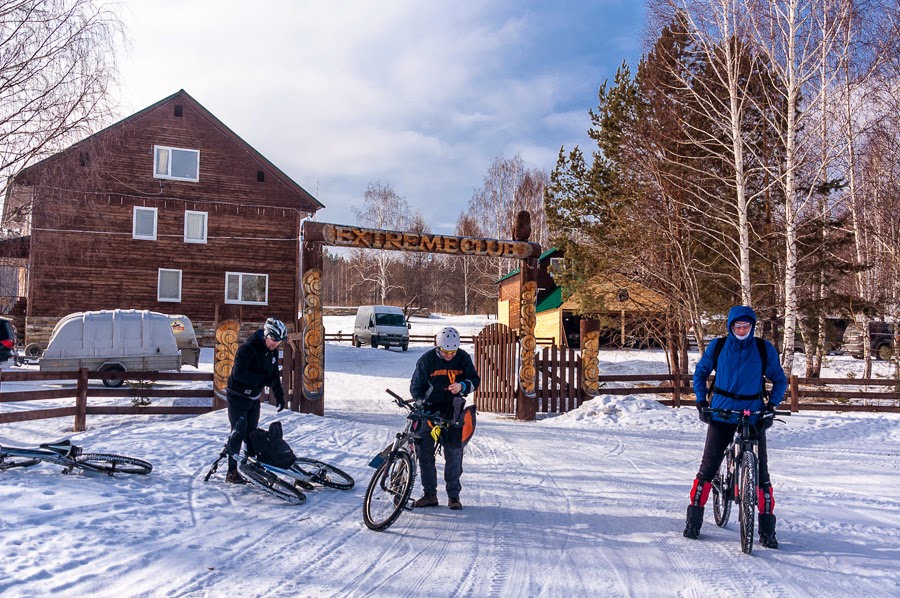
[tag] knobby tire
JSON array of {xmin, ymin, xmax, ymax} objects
[
  {"xmin": 292, "ymin": 458, "xmax": 355, "ymax": 490},
  {"xmin": 0, "ymin": 455, "xmax": 41, "ymax": 470},
  {"xmin": 239, "ymin": 461, "xmax": 306, "ymax": 505},
  {"xmin": 739, "ymin": 450, "xmax": 758, "ymax": 554},
  {"xmin": 363, "ymin": 451, "xmax": 415, "ymax": 532},
  {"xmin": 713, "ymin": 447, "xmax": 733, "ymax": 527},
  {"xmin": 77, "ymin": 453, "xmax": 153, "ymax": 475}
]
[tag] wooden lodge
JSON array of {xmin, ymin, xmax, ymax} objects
[{"xmin": 0, "ymin": 90, "xmax": 323, "ymax": 346}]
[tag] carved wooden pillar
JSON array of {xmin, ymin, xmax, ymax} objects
[
  {"xmin": 580, "ymin": 318, "xmax": 600, "ymax": 403},
  {"xmin": 300, "ymin": 240, "xmax": 325, "ymax": 415},
  {"xmin": 514, "ymin": 211, "xmax": 537, "ymax": 421},
  {"xmin": 213, "ymin": 304, "xmax": 242, "ymax": 410}
]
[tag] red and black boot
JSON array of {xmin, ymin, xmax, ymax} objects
[
  {"xmin": 683, "ymin": 479, "xmax": 711, "ymax": 539},
  {"xmin": 758, "ymin": 485, "xmax": 778, "ymax": 548}
]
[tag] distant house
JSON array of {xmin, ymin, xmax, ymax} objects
[
  {"xmin": 0, "ymin": 90, "xmax": 323, "ymax": 346},
  {"xmin": 497, "ymin": 248, "xmax": 668, "ymax": 348}
]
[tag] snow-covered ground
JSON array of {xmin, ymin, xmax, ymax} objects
[{"xmin": 1, "ymin": 315, "xmax": 898, "ymax": 597}]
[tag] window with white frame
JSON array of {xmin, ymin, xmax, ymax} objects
[
  {"xmin": 549, "ymin": 257, "xmax": 565, "ymax": 278},
  {"xmin": 158, "ymin": 268, "xmax": 182, "ymax": 302},
  {"xmin": 184, "ymin": 210, "xmax": 208, "ymax": 243},
  {"xmin": 133, "ymin": 206, "xmax": 158, "ymax": 240},
  {"xmin": 225, "ymin": 272, "xmax": 268, "ymax": 305},
  {"xmin": 154, "ymin": 145, "xmax": 200, "ymax": 182}
]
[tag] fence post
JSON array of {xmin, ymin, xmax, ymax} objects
[
  {"xmin": 74, "ymin": 368, "xmax": 88, "ymax": 432},
  {"xmin": 790, "ymin": 375, "xmax": 799, "ymax": 412}
]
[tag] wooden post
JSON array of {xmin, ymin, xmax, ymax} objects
[
  {"xmin": 514, "ymin": 211, "xmax": 537, "ymax": 421},
  {"xmin": 213, "ymin": 305, "xmax": 241, "ymax": 410},
  {"xmin": 579, "ymin": 319, "xmax": 600, "ymax": 404},
  {"xmin": 300, "ymin": 239, "xmax": 325, "ymax": 416},
  {"xmin": 790, "ymin": 375, "xmax": 799, "ymax": 412},
  {"xmin": 74, "ymin": 367, "xmax": 88, "ymax": 432}
]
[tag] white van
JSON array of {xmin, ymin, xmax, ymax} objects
[
  {"xmin": 39, "ymin": 309, "xmax": 187, "ymax": 387},
  {"xmin": 353, "ymin": 305, "xmax": 410, "ymax": 350}
]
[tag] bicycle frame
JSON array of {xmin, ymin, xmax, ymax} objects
[
  {"xmin": 0, "ymin": 440, "xmax": 152, "ymax": 475},
  {"xmin": 0, "ymin": 443, "xmax": 80, "ymax": 473}
]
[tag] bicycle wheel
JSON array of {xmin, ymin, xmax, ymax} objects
[
  {"xmin": 77, "ymin": 453, "xmax": 153, "ymax": 475},
  {"xmin": 292, "ymin": 458, "xmax": 355, "ymax": 490},
  {"xmin": 0, "ymin": 454, "xmax": 41, "ymax": 470},
  {"xmin": 712, "ymin": 449, "xmax": 733, "ymax": 527},
  {"xmin": 739, "ymin": 450, "xmax": 758, "ymax": 554},
  {"xmin": 363, "ymin": 451, "xmax": 415, "ymax": 532},
  {"xmin": 239, "ymin": 461, "xmax": 306, "ymax": 505}
]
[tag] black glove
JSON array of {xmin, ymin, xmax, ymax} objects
[
  {"xmin": 697, "ymin": 400, "xmax": 709, "ymax": 423},
  {"xmin": 761, "ymin": 402, "xmax": 776, "ymax": 430},
  {"xmin": 275, "ymin": 392, "xmax": 285, "ymax": 412}
]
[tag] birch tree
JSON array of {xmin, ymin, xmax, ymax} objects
[{"xmin": 351, "ymin": 181, "xmax": 410, "ymax": 304}]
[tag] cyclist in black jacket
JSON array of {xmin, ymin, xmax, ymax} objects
[
  {"xmin": 224, "ymin": 317, "xmax": 287, "ymax": 484},
  {"xmin": 410, "ymin": 327, "xmax": 480, "ymax": 510}
]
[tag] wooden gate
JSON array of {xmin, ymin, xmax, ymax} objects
[
  {"xmin": 535, "ymin": 345, "xmax": 584, "ymax": 414},
  {"xmin": 474, "ymin": 323, "xmax": 518, "ymax": 414}
]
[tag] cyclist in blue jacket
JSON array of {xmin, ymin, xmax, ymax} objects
[{"xmin": 683, "ymin": 305, "xmax": 787, "ymax": 547}]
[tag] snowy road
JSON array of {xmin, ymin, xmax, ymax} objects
[{"xmin": 1, "ymin": 329, "xmax": 899, "ymax": 597}]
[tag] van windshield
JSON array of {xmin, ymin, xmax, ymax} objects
[{"xmin": 375, "ymin": 313, "xmax": 406, "ymax": 327}]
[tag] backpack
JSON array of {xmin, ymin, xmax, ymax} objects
[
  {"xmin": 709, "ymin": 335, "xmax": 769, "ymax": 400},
  {"xmin": 249, "ymin": 421, "xmax": 296, "ymax": 468}
]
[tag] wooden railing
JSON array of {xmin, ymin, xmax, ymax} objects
[
  {"xmin": 0, "ymin": 369, "xmax": 218, "ymax": 431},
  {"xmin": 786, "ymin": 375, "xmax": 900, "ymax": 412},
  {"xmin": 324, "ymin": 332, "xmax": 555, "ymax": 345}
]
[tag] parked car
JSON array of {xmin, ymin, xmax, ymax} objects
[
  {"xmin": 353, "ymin": 305, "xmax": 410, "ymax": 350},
  {"xmin": 39, "ymin": 309, "xmax": 186, "ymax": 387},
  {"xmin": 0, "ymin": 317, "xmax": 17, "ymax": 363},
  {"xmin": 841, "ymin": 321, "xmax": 896, "ymax": 360}
]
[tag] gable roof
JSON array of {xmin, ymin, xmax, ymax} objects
[{"xmin": 10, "ymin": 89, "xmax": 323, "ymax": 211}]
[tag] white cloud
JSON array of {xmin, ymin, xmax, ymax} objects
[{"xmin": 114, "ymin": 0, "xmax": 643, "ymax": 233}]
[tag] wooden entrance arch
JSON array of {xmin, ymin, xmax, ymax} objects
[{"xmin": 298, "ymin": 211, "xmax": 541, "ymax": 420}]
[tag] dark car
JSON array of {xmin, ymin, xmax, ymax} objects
[
  {"xmin": 0, "ymin": 317, "xmax": 16, "ymax": 363},
  {"xmin": 841, "ymin": 321, "xmax": 896, "ymax": 360}
]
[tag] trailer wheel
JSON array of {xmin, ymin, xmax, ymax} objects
[
  {"xmin": 99, "ymin": 364, "xmax": 126, "ymax": 388},
  {"xmin": 24, "ymin": 343, "xmax": 43, "ymax": 358}
]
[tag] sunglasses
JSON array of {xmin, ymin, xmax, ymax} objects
[
  {"xmin": 732, "ymin": 322, "xmax": 752, "ymax": 330},
  {"xmin": 438, "ymin": 348, "xmax": 458, "ymax": 358}
]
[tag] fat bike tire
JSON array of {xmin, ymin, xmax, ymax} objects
[
  {"xmin": 0, "ymin": 455, "xmax": 41, "ymax": 470},
  {"xmin": 77, "ymin": 453, "xmax": 153, "ymax": 475},
  {"xmin": 292, "ymin": 458, "xmax": 355, "ymax": 490},
  {"xmin": 363, "ymin": 451, "xmax": 415, "ymax": 532},
  {"xmin": 712, "ymin": 450, "xmax": 733, "ymax": 528},
  {"xmin": 239, "ymin": 462, "xmax": 306, "ymax": 505},
  {"xmin": 739, "ymin": 450, "xmax": 758, "ymax": 554}
]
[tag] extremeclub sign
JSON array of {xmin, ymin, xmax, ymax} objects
[{"xmin": 315, "ymin": 223, "xmax": 540, "ymax": 259}]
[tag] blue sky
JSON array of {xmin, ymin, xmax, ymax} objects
[{"xmin": 116, "ymin": 0, "xmax": 645, "ymax": 234}]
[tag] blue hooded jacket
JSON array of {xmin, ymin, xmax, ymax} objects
[{"xmin": 693, "ymin": 306, "xmax": 787, "ymax": 424}]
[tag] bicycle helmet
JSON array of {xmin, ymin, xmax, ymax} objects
[
  {"xmin": 264, "ymin": 317, "xmax": 287, "ymax": 342},
  {"xmin": 436, "ymin": 327, "xmax": 461, "ymax": 352}
]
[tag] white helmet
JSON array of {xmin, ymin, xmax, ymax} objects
[
  {"xmin": 436, "ymin": 327, "xmax": 460, "ymax": 352},
  {"xmin": 264, "ymin": 317, "xmax": 287, "ymax": 342}
]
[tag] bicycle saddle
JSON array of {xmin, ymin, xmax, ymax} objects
[{"xmin": 39, "ymin": 439, "xmax": 81, "ymax": 458}]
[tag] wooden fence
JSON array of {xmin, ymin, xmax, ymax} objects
[
  {"xmin": 324, "ymin": 332, "xmax": 555, "ymax": 345},
  {"xmin": 0, "ymin": 369, "xmax": 218, "ymax": 431},
  {"xmin": 535, "ymin": 345, "xmax": 584, "ymax": 413}
]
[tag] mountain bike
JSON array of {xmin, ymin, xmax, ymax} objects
[
  {"xmin": 362, "ymin": 388, "xmax": 458, "ymax": 532},
  {"xmin": 204, "ymin": 417, "xmax": 354, "ymax": 505},
  {"xmin": 0, "ymin": 439, "xmax": 152, "ymax": 475},
  {"xmin": 707, "ymin": 407, "xmax": 790, "ymax": 554}
]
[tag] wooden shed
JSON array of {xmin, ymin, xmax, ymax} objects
[
  {"xmin": 0, "ymin": 90, "xmax": 323, "ymax": 346},
  {"xmin": 497, "ymin": 249, "xmax": 668, "ymax": 348}
]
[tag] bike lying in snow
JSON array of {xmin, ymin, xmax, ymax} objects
[
  {"xmin": 204, "ymin": 416, "xmax": 354, "ymax": 505},
  {"xmin": 0, "ymin": 439, "xmax": 152, "ymax": 476}
]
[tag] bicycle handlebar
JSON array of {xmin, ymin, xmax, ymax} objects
[
  {"xmin": 384, "ymin": 388, "xmax": 458, "ymax": 426},
  {"xmin": 704, "ymin": 407, "xmax": 791, "ymax": 417}
]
